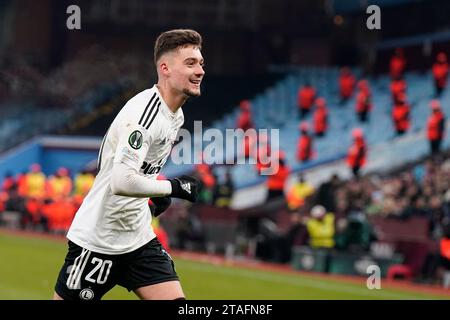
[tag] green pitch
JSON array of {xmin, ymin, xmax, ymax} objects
[{"xmin": 0, "ymin": 232, "xmax": 448, "ymax": 300}]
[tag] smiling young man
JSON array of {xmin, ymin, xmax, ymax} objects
[{"xmin": 53, "ymin": 29, "xmax": 205, "ymax": 300}]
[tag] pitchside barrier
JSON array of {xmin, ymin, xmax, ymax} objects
[
  {"xmin": 291, "ymin": 216, "xmax": 435, "ymax": 278},
  {"xmin": 290, "ymin": 246, "xmax": 403, "ymax": 277}
]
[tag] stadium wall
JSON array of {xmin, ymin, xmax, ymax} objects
[
  {"xmin": 0, "ymin": 136, "xmax": 101, "ymax": 181},
  {"xmin": 0, "ymin": 139, "xmax": 42, "ymax": 179}
]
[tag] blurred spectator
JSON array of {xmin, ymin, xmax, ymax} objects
[
  {"xmin": 355, "ymin": 80, "xmax": 372, "ymax": 122},
  {"xmin": 280, "ymin": 213, "xmax": 310, "ymax": 261},
  {"xmin": 390, "ymin": 76, "xmax": 407, "ymax": 104},
  {"xmin": 23, "ymin": 197, "xmax": 46, "ymax": 231},
  {"xmin": 313, "ymin": 97, "xmax": 328, "ymax": 137},
  {"xmin": 256, "ymin": 212, "xmax": 309, "ymax": 263},
  {"xmin": 286, "ymin": 173, "xmax": 315, "ymax": 211},
  {"xmin": 236, "ymin": 99, "xmax": 254, "ymax": 131},
  {"xmin": 338, "ymin": 67, "xmax": 356, "ymax": 103},
  {"xmin": 315, "ymin": 174, "xmax": 341, "ymax": 213},
  {"xmin": 306, "ymin": 205, "xmax": 335, "ymax": 249},
  {"xmin": 24, "ymin": 164, "xmax": 46, "ymax": 200},
  {"xmin": 390, "ymin": 48, "xmax": 406, "ymax": 79},
  {"xmin": 296, "ymin": 122, "xmax": 313, "ymax": 162},
  {"xmin": 266, "ymin": 151, "xmax": 290, "ymax": 201},
  {"xmin": 391, "ymin": 92, "xmax": 410, "ymax": 135},
  {"xmin": 174, "ymin": 205, "xmax": 205, "ymax": 251},
  {"xmin": 152, "ymin": 217, "xmax": 170, "ymax": 252},
  {"xmin": 213, "ymin": 169, "xmax": 235, "ymax": 208},
  {"xmin": 41, "ymin": 197, "xmax": 76, "ymax": 234},
  {"xmin": 195, "ymin": 161, "xmax": 216, "ymax": 205},
  {"xmin": 297, "ymin": 83, "xmax": 316, "ymax": 119},
  {"xmin": 427, "ymin": 100, "xmax": 445, "ymax": 155},
  {"xmin": 347, "ymin": 128, "xmax": 367, "ymax": 177},
  {"xmin": 432, "ymin": 52, "xmax": 449, "ymax": 97},
  {"xmin": 74, "ymin": 169, "xmax": 95, "ymax": 197},
  {"xmin": 335, "ymin": 211, "xmax": 376, "ymax": 252},
  {"xmin": 0, "ymin": 192, "xmax": 6, "ymax": 214},
  {"xmin": 421, "ymin": 219, "xmax": 450, "ymax": 282},
  {"xmin": 46, "ymin": 167, "xmax": 73, "ymax": 200},
  {"xmin": 16, "ymin": 171, "xmax": 28, "ymax": 198},
  {"xmin": 2, "ymin": 172, "xmax": 16, "ymax": 192}
]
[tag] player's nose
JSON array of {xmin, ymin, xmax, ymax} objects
[{"xmin": 195, "ymin": 65, "xmax": 205, "ymax": 77}]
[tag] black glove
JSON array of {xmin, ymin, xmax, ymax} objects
[
  {"xmin": 169, "ymin": 175, "xmax": 200, "ymax": 202},
  {"xmin": 150, "ymin": 196, "xmax": 172, "ymax": 217}
]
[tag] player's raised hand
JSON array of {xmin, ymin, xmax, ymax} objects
[
  {"xmin": 168, "ymin": 175, "xmax": 200, "ymax": 202},
  {"xmin": 149, "ymin": 196, "xmax": 172, "ymax": 217}
]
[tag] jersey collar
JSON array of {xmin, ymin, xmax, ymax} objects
[{"xmin": 153, "ymin": 84, "xmax": 179, "ymax": 121}]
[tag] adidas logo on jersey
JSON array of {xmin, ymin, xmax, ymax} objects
[{"xmin": 181, "ymin": 182, "xmax": 191, "ymax": 194}]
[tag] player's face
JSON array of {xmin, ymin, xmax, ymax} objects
[{"xmin": 169, "ymin": 45, "xmax": 205, "ymax": 97}]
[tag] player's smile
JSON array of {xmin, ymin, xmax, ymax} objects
[{"xmin": 189, "ymin": 79, "xmax": 201, "ymax": 88}]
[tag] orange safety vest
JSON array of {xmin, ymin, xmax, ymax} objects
[
  {"xmin": 195, "ymin": 164, "xmax": 216, "ymax": 188},
  {"xmin": 392, "ymin": 103, "xmax": 410, "ymax": 131},
  {"xmin": 297, "ymin": 134, "xmax": 312, "ymax": 162},
  {"xmin": 355, "ymin": 91, "xmax": 372, "ymax": 113},
  {"xmin": 347, "ymin": 140, "xmax": 366, "ymax": 168},
  {"xmin": 440, "ymin": 238, "xmax": 450, "ymax": 260},
  {"xmin": 313, "ymin": 107, "xmax": 328, "ymax": 134},
  {"xmin": 427, "ymin": 111, "xmax": 445, "ymax": 141},
  {"xmin": 433, "ymin": 63, "xmax": 449, "ymax": 88},
  {"xmin": 390, "ymin": 56, "xmax": 405, "ymax": 78},
  {"xmin": 267, "ymin": 165, "xmax": 290, "ymax": 190},
  {"xmin": 390, "ymin": 79, "xmax": 406, "ymax": 101},
  {"xmin": 298, "ymin": 87, "xmax": 316, "ymax": 110},
  {"xmin": 339, "ymin": 74, "xmax": 355, "ymax": 98},
  {"xmin": 154, "ymin": 226, "xmax": 170, "ymax": 252},
  {"xmin": 237, "ymin": 111, "xmax": 253, "ymax": 131}
]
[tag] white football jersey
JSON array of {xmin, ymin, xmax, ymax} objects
[{"xmin": 67, "ymin": 85, "xmax": 184, "ymax": 254}]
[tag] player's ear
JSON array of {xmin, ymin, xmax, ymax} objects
[{"xmin": 159, "ymin": 60, "xmax": 170, "ymax": 77}]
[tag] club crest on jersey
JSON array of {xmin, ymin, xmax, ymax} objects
[
  {"xmin": 79, "ymin": 288, "xmax": 94, "ymax": 300},
  {"xmin": 128, "ymin": 130, "xmax": 143, "ymax": 149}
]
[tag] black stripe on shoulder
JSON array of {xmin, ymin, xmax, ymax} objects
[
  {"xmin": 138, "ymin": 92, "xmax": 157, "ymax": 126},
  {"xmin": 146, "ymin": 102, "xmax": 161, "ymax": 129},
  {"xmin": 142, "ymin": 97, "xmax": 160, "ymax": 128}
]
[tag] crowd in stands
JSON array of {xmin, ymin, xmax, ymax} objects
[
  {"xmin": 230, "ymin": 48, "xmax": 448, "ymax": 203},
  {"xmin": 0, "ymin": 164, "xmax": 95, "ymax": 234},
  {"xmin": 255, "ymin": 152, "xmax": 450, "ymax": 283},
  {"xmin": 193, "ymin": 162, "xmax": 235, "ymax": 208},
  {"xmin": 235, "ymin": 48, "xmax": 450, "ymax": 284},
  {"xmin": 0, "ymin": 46, "xmax": 153, "ymax": 108},
  {"xmin": 0, "ymin": 46, "xmax": 157, "ymax": 153}
]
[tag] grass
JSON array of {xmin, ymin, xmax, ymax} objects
[{"xmin": 0, "ymin": 232, "xmax": 448, "ymax": 300}]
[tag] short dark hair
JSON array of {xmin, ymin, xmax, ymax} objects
[{"xmin": 154, "ymin": 29, "xmax": 202, "ymax": 65}]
